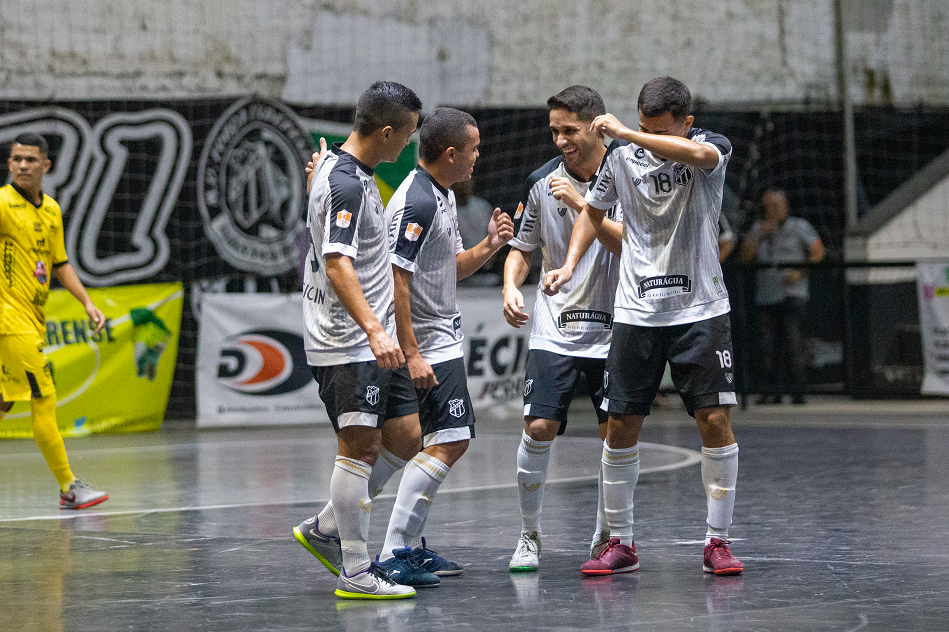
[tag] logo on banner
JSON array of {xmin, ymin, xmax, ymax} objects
[
  {"xmin": 366, "ymin": 385, "xmax": 380, "ymax": 406},
  {"xmin": 448, "ymin": 399, "xmax": 466, "ymax": 418},
  {"xmin": 217, "ymin": 329, "xmax": 311, "ymax": 396},
  {"xmin": 198, "ymin": 99, "xmax": 313, "ymax": 275},
  {"xmin": 404, "ymin": 223, "xmax": 423, "ymax": 241}
]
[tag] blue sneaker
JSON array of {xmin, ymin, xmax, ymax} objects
[
  {"xmin": 375, "ymin": 547, "xmax": 440, "ymax": 588},
  {"xmin": 412, "ymin": 538, "xmax": 463, "ymax": 576}
]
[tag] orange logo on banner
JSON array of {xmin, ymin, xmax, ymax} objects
[
  {"xmin": 335, "ymin": 210, "xmax": 352, "ymax": 228},
  {"xmin": 404, "ymin": 223, "xmax": 423, "ymax": 241}
]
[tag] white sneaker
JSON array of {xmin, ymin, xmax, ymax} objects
[
  {"xmin": 509, "ymin": 531, "xmax": 541, "ymax": 572},
  {"xmin": 59, "ymin": 479, "xmax": 109, "ymax": 510},
  {"xmin": 335, "ymin": 564, "xmax": 417, "ymax": 600}
]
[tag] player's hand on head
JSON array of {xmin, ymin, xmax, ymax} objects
[
  {"xmin": 407, "ymin": 354, "xmax": 438, "ymax": 390},
  {"xmin": 487, "ymin": 208, "xmax": 514, "ymax": 248},
  {"xmin": 502, "ymin": 286, "xmax": 530, "ymax": 328},
  {"xmin": 543, "ymin": 267, "xmax": 573, "ymax": 296},
  {"xmin": 368, "ymin": 330, "xmax": 405, "ymax": 370},
  {"xmin": 549, "ymin": 177, "xmax": 584, "ymax": 211},
  {"xmin": 305, "ymin": 137, "xmax": 328, "ymax": 194},
  {"xmin": 591, "ymin": 113, "xmax": 626, "ymax": 139}
]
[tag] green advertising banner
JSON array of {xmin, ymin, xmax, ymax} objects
[{"xmin": 0, "ymin": 283, "xmax": 184, "ymax": 438}]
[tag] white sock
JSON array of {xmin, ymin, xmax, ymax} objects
[
  {"xmin": 516, "ymin": 430, "xmax": 553, "ymax": 533},
  {"xmin": 331, "ymin": 456, "xmax": 373, "ymax": 575},
  {"xmin": 379, "ymin": 452, "xmax": 450, "ymax": 561},
  {"xmin": 702, "ymin": 443, "xmax": 739, "ymax": 544},
  {"xmin": 602, "ymin": 442, "xmax": 640, "ymax": 547},
  {"xmin": 592, "ymin": 448, "xmax": 608, "ymax": 545},
  {"xmin": 315, "ymin": 446, "xmax": 407, "ymax": 539}
]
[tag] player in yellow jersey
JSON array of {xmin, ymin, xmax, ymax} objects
[{"xmin": 0, "ymin": 132, "xmax": 109, "ymax": 509}]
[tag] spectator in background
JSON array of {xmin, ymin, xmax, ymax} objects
[
  {"xmin": 739, "ymin": 188, "xmax": 825, "ymax": 405},
  {"xmin": 452, "ymin": 178, "xmax": 495, "ymax": 250}
]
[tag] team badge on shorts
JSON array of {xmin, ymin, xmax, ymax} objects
[
  {"xmin": 603, "ymin": 371, "xmax": 609, "ymax": 389},
  {"xmin": 524, "ymin": 379, "xmax": 533, "ymax": 397},
  {"xmin": 448, "ymin": 399, "xmax": 465, "ymax": 418},
  {"xmin": 366, "ymin": 385, "xmax": 380, "ymax": 406}
]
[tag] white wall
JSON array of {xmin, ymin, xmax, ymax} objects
[{"xmin": 2, "ymin": 0, "xmax": 948, "ymax": 114}]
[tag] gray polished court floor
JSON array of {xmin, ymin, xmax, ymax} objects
[{"xmin": 2, "ymin": 398, "xmax": 949, "ymax": 631}]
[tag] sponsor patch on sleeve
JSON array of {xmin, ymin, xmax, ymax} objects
[
  {"xmin": 335, "ymin": 210, "xmax": 352, "ymax": 228},
  {"xmin": 514, "ymin": 202, "xmax": 524, "ymax": 220},
  {"xmin": 404, "ymin": 223, "xmax": 423, "ymax": 241}
]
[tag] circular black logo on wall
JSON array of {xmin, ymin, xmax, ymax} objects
[{"xmin": 198, "ymin": 99, "xmax": 313, "ymax": 274}]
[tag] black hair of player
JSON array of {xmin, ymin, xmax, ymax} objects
[
  {"xmin": 11, "ymin": 132, "xmax": 49, "ymax": 157},
  {"xmin": 353, "ymin": 81, "xmax": 422, "ymax": 137},
  {"xmin": 638, "ymin": 77, "xmax": 691, "ymax": 121},
  {"xmin": 547, "ymin": 85, "xmax": 606, "ymax": 123},
  {"xmin": 419, "ymin": 107, "xmax": 478, "ymax": 164}
]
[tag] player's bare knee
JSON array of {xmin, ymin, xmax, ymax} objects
[
  {"xmin": 695, "ymin": 406, "xmax": 735, "ymax": 446},
  {"xmin": 425, "ymin": 439, "xmax": 469, "ymax": 467},
  {"xmin": 524, "ymin": 417, "xmax": 559, "ymax": 441}
]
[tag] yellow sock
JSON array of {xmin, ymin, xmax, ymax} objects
[{"xmin": 30, "ymin": 394, "xmax": 75, "ymax": 492}]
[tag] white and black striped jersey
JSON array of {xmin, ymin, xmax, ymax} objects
[
  {"xmin": 387, "ymin": 167, "xmax": 465, "ymax": 364},
  {"xmin": 303, "ymin": 144, "xmax": 395, "ymax": 366},
  {"xmin": 510, "ymin": 156, "xmax": 621, "ymax": 358},
  {"xmin": 585, "ymin": 128, "xmax": 732, "ymax": 327}
]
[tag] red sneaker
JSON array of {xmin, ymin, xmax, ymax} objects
[
  {"xmin": 703, "ymin": 538, "xmax": 743, "ymax": 575},
  {"xmin": 580, "ymin": 537, "xmax": 639, "ymax": 575}
]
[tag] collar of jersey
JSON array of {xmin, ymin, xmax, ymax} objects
[
  {"xmin": 561, "ymin": 160, "xmax": 593, "ymax": 184},
  {"xmin": 10, "ymin": 182, "xmax": 44, "ymax": 208},
  {"xmin": 331, "ymin": 142, "xmax": 374, "ymax": 176},
  {"xmin": 415, "ymin": 165, "xmax": 450, "ymax": 197}
]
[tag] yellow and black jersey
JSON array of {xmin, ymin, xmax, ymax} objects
[{"xmin": 0, "ymin": 183, "xmax": 68, "ymax": 336}]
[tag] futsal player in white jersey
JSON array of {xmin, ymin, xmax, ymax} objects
[
  {"xmin": 546, "ymin": 77, "xmax": 744, "ymax": 576},
  {"xmin": 502, "ymin": 86, "xmax": 625, "ymax": 572},
  {"xmin": 292, "ymin": 81, "xmax": 424, "ymax": 600},
  {"xmin": 377, "ymin": 107, "xmax": 514, "ymax": 586}
]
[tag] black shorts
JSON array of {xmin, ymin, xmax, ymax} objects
[
  {"xmin": 605, "ymin": 314, "xmax": 737, "ymax": 418},
  {"xmin": 417, "ymin": 357, "xmax": 475, "ymax": 447},
  {"xmin": 311, "ymin": 362, "xmax": 418, "ymax": 432},
  {"xmin": 523, "ymin": 349, "xmax": 608, "ymax": 434}
]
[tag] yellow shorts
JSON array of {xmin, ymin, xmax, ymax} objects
[{"xmin": 0, "ymin": 334, "xmax": 56, "ymax": 401}]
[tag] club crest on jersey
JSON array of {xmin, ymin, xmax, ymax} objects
[
  {"xmin": 404, "ymin": 223, "xmax": 423, "ymax": 241},
  {"xmin": 514, "ymin": 203, "xmax": 524, "ymax": 220},
  {"xmin": 448, "ymin": 399, "xmax": 466, "ymax": 418},
  {"xmin": 336, "ymin": 210, "xmax": 352, "ymax": 228},
  {"xmin": 33, "ymin": 261, "xmax": 47, "ymax": 284},
  {"xmin": 674, "ymin": 164, "xmax": 694, "ymax": 186},
  {"xmin": 557, "ymin": 206, "xmax": 567, "ymax": 217},
  {"xmin": 366, "ymin": 385, "xmax": 380, "ymax": 406}
]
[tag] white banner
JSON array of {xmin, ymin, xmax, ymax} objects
[
  {"xmin": 196, "ymin": 293, "xmax": 327, "ymax": 428},
  {"xmin": 195, "ymin": 287, "xmax": 536, "ymax": 427},
  {"xmin": 916, "ymin": 261, "xmax": 949, "ymax": 396}
]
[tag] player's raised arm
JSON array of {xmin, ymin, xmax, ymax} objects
[
  {"xmin": 324, "ymin": 253, "xmax": 404, "ymax": 369},
  {"xmin": 543, "ymin": 202, "xmax": 604, "ymax": 295},
  {"xmin": 456, "ymin": 207, "xmax": 513, "ymax": 280},
  {"xmin": 591, "ymin": 113, "xmax": 719, "ymax": 170}
]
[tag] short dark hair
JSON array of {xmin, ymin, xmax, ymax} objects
[
  {"xmin": 638, "ymin": 77, "xmax": 691, "ymax": 121},
  {"xmin": 547, "ymin": 85, "xmax": 606, "ymax": 123},
  {"xmin": 353, "ymin": 81, "xmax": 422, "ymax": 136},
  {"xmin": 419, "ymin": 107, "xmax": 478, "ymax": 163},
  {"xmin": 11, "ymin": 132, "xmax": 49, "ymax": 157}
]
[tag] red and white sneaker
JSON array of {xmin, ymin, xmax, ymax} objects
[
  {"xmin": 580, "ymin": 537, "xmax": 639, "ymax": 575},
  {"xmin": 703, "ymin": 538, "xmax": 743, "ymax": 575},
  {"xmin": 59, "ymin": 479, "xmax": 109, "ymax": 510}
]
